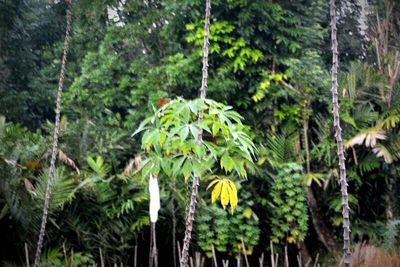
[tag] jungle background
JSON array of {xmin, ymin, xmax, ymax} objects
[{"xmin": 1, "ymin": 0, "xmax": 400, "ymax": 266}]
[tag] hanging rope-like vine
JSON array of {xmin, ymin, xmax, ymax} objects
[
  {"xmin": 330, "ymin": 0, "xmax": 351, "ymax": 265},
  {"xmin": 180, "ymin": 0, "xmax": 211, "ymax": 266},
  {"xmin": 34, "ymin": 1, "xmax": 73, "ymax": 266}
]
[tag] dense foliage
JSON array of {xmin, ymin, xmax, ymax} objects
[{"xmin": 1, "ymin": 0, "xmax": 400, "ymax": 266}]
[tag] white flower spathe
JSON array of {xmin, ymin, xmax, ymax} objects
[{"xmin": 149, "ymin": 174, "xmax": 160, "ymax": 223}]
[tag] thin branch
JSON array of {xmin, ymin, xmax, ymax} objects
[
  {"xmin": 25, "ymin": 243, "xmax": 30, "ymax": 267},
  {"xmin": 211, "ymin": 244, "xmax": 218, "ymax": 267},
  {"xmin": 279, "ymin": 80, "xmax": 301, "ymax": 95},
  {"xmin": 241, "ymin": 239, "xmax": 250, "ymax": 267}
]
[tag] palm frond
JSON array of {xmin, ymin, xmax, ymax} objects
[
  {"xmin": 32, "ymin": 168, "xmax": 76, "ymax": 212},
  {"xmin": 356, "ymin": 155, "xmax": 381, "ymax": 175},
  {"xmin": 353, "ymin": 105, "xmax": 379, "ymax": 127},
  {"xmin": 377, "ymin": 107, "xmax": 400, "ymax": 130},
  {"xmin": 341, "ymin": 61, "xmax": 387, "ymax": 105},
  {"xmin": 345, "ymin": 128, "xmax": 386, "ymax": 148},
  {"xmin": 87, "ymin": 156, "xmax": 109, "ymax": 177},
  {"xmin": 265, "ymin": 130, "xmax": 297, "ymax": 166},
  {"xmin": 302, "ymin": 172, "xmax": 325, "ymax": 186},
  {"xmin": 372, "ymin": 144, "xmax": 394, "ymax": 163}
]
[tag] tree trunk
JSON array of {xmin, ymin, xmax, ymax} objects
[
  {"xmin": 34, "ymin": 2, "xmax": 72, "ymax": 266},
  {"xmin": 330, "ymin": 0, "xmax": 351, "ymax": 265},
  {"xmin": 307, "ymin": 187, "xmax": 337, "ymax": 253},
  {"xmin": 303, "ymin": 108, "xmax": 311, "ymax": 174},
  {"xmin": 303, "ymin": 112, "xmax": 337, "ymax": 254},
  {"xmin": 296, "ymin": 240, "xmax": 311, "ymax": 266},
  {"xmin": 152, "ymin": 223, "xmax": 158, "ymax": 267},
  {"xmin": 149, "ymin": 224, "xmax": 153, "ymax": 267},
  {"xmin": 172, "ymin": 190, "xmax": 177, "ymax": 267},
  {"xmin": 180, "ymin": 0, "xmax": 211, "ymax": 266}
]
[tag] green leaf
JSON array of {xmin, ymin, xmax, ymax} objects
[
  {"xmin": 212, "ymin": 121, "xmax": 220, "ymax": 136},
  {"xmin": 182, "ymin": 158, "xmax": 192, "ymax": 181},
  {"xmin": 189, "ymin": 124, "xmax": 199, "ymax": 140},
  {"xmin": 159, "ymin": 131, "xmax": 167, "ymax": 146},
  {"xmin": 161, "ymin": 159, "xmax": 172, "ymax": 177},
  {"xmin": 180, "ymin": 126, "xmax": 189, "ymax": 142},
  {"xmin": 172, "ymin": 156, "xmax": 186, "ymax": 176},
  {"xmin": 192, "ymin": 159, "xmax": 204, "ymax": 177},
  {"xmin": 221, "ymin": 153, "xmax": 234, "ymax": 173}
]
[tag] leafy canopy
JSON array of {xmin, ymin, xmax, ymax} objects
[{"xmin": 135, "ymin": 98, "xmax": 256, "ymax": 211}]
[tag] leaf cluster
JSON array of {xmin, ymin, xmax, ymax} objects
[{"xmin": 270, "ymin": 163, "xmax": 308, "ymax": 244}]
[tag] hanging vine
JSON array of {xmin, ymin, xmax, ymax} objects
[
  {"xmin": 34, "ymin": 1, "xmax": 73, "ymax": 266},
  {"xmin": 330, "ymin": 0, "xmax": 351, "ymax": 265}
]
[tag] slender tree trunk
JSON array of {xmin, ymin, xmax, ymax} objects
[
  {"xmin": 34, "ymin": 2, "xmax": 72, "ymax": 266},
  {"xmin": 172, "ymin": 190, "xmax": 177, "ymax": 267},
  {"xmin": 134, "ymin": 244, "xmax": 138, "ymax": 267},
  {"xmin": 180, "ymin": 0, "xmax": 211, "ymax": 266},
  {"xmin": 385, "ymin": 174, "xmax": 394, "ymax": 221},
  {"xmin": 149, "ymin": 224, "xmax": 154, "ymax": 267},
  {"xmin": 303, "ymin": 111, "xmax": 337, "ymax": 253},
  {"xmin": 307, "ymin": 187, "xmax": 337, "ymax": 252},
  {"xmin": 330, "ymin": 0, "xmax": 351, "ymax": 265},
  {"xmin": 152, "ymin": 223, "xmax": 158, "ymax": 267},
  {"xmin": 296, "ymin": 240, "xmax": 311, "ymax": 266},
  {"xmin": 303, "ymin": 108, "xmax": 311, "ymax": 174}
]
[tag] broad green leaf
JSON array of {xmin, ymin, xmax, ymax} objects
[
  {"xmin": 180, "ymin": 126, "xmax": 189, "ymax": 142},
  {"xmin": 189, "ymin": 124, "xmax": 199, "ymax": 140},
  {"xmin": 172, "ymin": 156, "xmax": 186, "ymax": 176},
  {"xmin": 159, "ymin": 131, "xmax": 167, "ymax": 146},
  {"xmin": 221, "ymin": 153, "xmax": 234, "ymax": 173},
  {"xmin": 182, "ymin": 159, "xmax": 192, "ymax": 181},
  {"xmin": 212, "ymin": 121, "xmax": 220, "ymax": 136}
]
